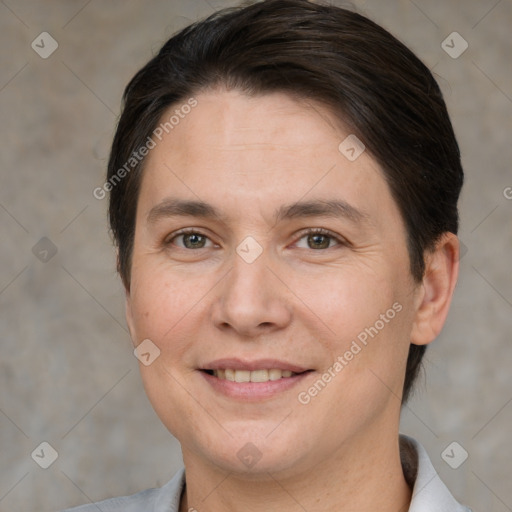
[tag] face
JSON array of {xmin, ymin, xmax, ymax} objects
[{"xmin": 126, "ymin": 89, "xmax": 422, "ymax": 477}]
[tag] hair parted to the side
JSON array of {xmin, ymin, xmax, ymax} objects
[{"xmin": 107, "ymin": 0, "xmax": 464, "ymax": 403}]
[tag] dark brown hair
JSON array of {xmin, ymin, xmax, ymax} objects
[{"xmin": 107, "ymin": 0, "xmax": 463, "ymax": 403}]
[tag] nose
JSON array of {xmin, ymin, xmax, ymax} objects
[{"xmin": 211, "ymin": 248, "xmax": 292, "ymax": 338}]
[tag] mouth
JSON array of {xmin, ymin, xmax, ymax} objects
[
  {"xmin": 199, "ymin": 359, "xmax": 314, "ymax": 400},
  {"xmin": 203, "ymin": 368, "xmax": 302, "ymax": 382}
]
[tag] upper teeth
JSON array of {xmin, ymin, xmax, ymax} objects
[{"xmin": 213, "ymin": 369, "xmax": 295, "ymax": 382}]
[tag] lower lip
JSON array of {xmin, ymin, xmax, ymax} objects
[{"xmin": 200, "ymin": 371, "xmax": 312, "ymax": 400}]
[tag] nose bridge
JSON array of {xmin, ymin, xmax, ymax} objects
[{"xmin": 228, "ymin": 238, "xmax": 274, "ymax": 308}]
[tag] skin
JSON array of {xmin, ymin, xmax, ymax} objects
[{"xmin": 125, "ymin": 89, "xmax": 460, "ymax": 512}]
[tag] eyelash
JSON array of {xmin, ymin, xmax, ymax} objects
[{"xmin": 165, "ymin": 227, "xmax": 347, "ymax": 251}]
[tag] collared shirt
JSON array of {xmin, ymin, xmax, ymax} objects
[{"xmin": 61, "ymin": 435, "xmax": 471, "ymax": 511}]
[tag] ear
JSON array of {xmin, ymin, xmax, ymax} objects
[{"xmin": 410, "ymin": 232, "xmax": 460, "ymax": 346}]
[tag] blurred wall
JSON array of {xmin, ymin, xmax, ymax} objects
[{"xmin": 0, "ymin": 0, "xmax": 511, "ymax": 510}]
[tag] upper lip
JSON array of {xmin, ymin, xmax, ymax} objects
[{"xmin": 202, "ymin": 358, "xmax": 310, "ymax": 373}]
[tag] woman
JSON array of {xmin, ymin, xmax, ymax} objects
[{"xmin": 64, "ymin": 1, "xmax": 470, "ymax": 510}]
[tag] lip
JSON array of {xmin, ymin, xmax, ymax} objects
[
  {"xmin": 199, "ymin": 358, "xmax": 313, "ymax": 401},
  {"xmin": 202, "ymin": 358, "xmax": 309, "ymax": 373},
  {"xmin": 200, "ymin": 370, "xmax": 312, "ymax": 400}
]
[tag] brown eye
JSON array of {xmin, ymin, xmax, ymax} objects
[
  {"xmin": 182, "ymin": 233, "xmax": 207, "ymax": 249},
  {"xmin": 295, "ymin": 228, "xmax": 344, "ymax": 250},
  {"xmin": 307, "ymin": 233, "xmax": 332, "ymax": 249},
  {"xmin": 166, "ymin": 230, "xmax": 213, "ymax": 249}
]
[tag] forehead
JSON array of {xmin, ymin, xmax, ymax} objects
[
  {"xmin": 136, "ymin": 89, "xmax": 402, "ymax": 233},
  {"xmin": 166, "ymin": 89, "xmax": 346, "ymax": 152}
]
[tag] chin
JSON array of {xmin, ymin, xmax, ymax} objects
[{"xmin": 183, "ymin": 426, "xmax": 317, "ymax": 478}]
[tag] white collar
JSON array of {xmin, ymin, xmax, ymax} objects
[{"xmin": 400, "ymin": 434, "xmax": 471, "ymax": 511}]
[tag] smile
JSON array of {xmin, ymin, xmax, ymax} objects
[
  {"xmin": 199, "ymin": 359, "xmax": 313, "ymax": 400},
  {"xmin": 208, "ymin": 368, "xmax": 297, "ymax": 382}
]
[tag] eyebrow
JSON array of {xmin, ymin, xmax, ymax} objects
[{"xmin": 146, "ymin": 197, "xmax": 369, "ymax": 226}]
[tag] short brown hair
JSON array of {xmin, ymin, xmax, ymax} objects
[{"xmin": 107, "ymin": 0, "xmax": 464, "ymax": 403}]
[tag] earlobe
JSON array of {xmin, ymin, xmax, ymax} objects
[{"xmin": 410, "ymin": 232, "xmax": 460, "ymax": 346}]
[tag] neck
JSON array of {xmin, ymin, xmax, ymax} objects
[{"xmin": 179, "ymin": 430, "xmax": 412, "ymax": 512}]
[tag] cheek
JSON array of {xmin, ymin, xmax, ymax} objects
[
  {"xmin": 131, "ymin": 256, "xmax": 190, "ymax": 317},
  {"xmin": 129, "ymin": 266, "xmax": 181, "ymax": 341},
  {"xmin": 128, "ymin": 261, "xmax": 216, "ymax": 359},
  {"xmin": 296, "ymin": 268, "xmax": 396, "ymax": 343},
  {"xmin": 298, "ymin": 266, "xmax": 411, "ymax": 390}
]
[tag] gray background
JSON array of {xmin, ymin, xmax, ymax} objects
[{"xmin": 1, "ymin": 0, "xmax": 511, "ymax": 510}]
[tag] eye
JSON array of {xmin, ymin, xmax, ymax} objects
[
  {"xmin": 294, "ymin": 228, "xmax": 345, "ymax": 250},
  {"xmin": 165, "ymin": 229, "xmax": 215, "ymax": 249},
  {"xmin": 164, "ymin": 228, "xmax": 346, "ymax": 251}
]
